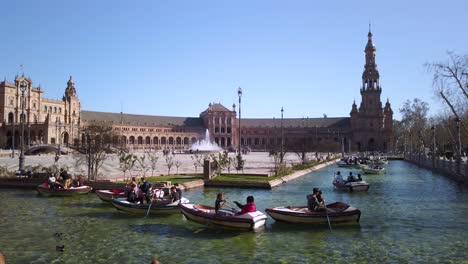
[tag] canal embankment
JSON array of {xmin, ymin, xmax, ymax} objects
[{"xmin": 405, "ymin": 154, "xmax": 468, "ymax": 184}]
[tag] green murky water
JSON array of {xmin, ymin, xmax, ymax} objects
[{"xmin": 1, "ymin": 161, "xmax": 467, "ymax": 263}]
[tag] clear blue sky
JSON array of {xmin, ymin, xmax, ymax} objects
[{"xmin": 1, "ymin": 0, "xmax": 466, "ymax": 120}]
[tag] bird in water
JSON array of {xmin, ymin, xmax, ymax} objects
[{"xmin": 56, "ymin": 245, "xmax": 65, "ymax": 252}]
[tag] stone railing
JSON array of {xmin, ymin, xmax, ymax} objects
[{"xmin": 405, "ymin": 154, "xmax": 468, "ymax": 184}]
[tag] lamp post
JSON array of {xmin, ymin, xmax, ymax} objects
[
  {"xmin": 455, "ymin": 118, "xmax": 462, "ymax": 156},
  {"xmin": 431, "ymin": 126, "xmax": 436, "ymax": 168},
  {"xmin": 237, "ymin": 87, "xmax": 243, "ymax": 169},
  {"xmin": 280, "ymin": 106, "xmax": 284, "ymax": 164},
  {"xmin": 18, "ymin": 80, "xmax": 27, "ymax": 171}
]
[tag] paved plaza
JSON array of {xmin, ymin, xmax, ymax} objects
[{"xmin": 0, "ymin": 151, "xmax": 331, "ymax": 181}]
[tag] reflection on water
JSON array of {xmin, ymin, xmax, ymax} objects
[{"xmin": 0, "ymin": 161, "xmax": 467, "ymax": 263}]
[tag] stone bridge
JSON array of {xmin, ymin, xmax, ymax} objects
[{"xmin": 25, "ymin": 144, "xmax": 68, "ymax": 155}]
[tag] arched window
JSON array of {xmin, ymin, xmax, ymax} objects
[
  {"xmin": 183, "ymin": 137, "xmax": 189, "ymax": 145},
  {"xmin": 137, "ymin": 136, "xmax": 143, "ymax": 144},
  {"xmin": 227, "ymin": 127, "xmax": 231, "ymax": 134},
  {"xmin": 129, "ymin": 136, "xmax": 135, "ymax": 144},
  {"xmin": 168, "ymin": 137, "xmax": 174, "ymax": 145},
  {"xmin": 153, "ymin": 137, "xmax": 159, "ymax": 144},
  {"xmin": 145, "ymin": 136, "xmax": 151, "ymax": 144},
  {"xmin": 8, "ymin": 112, "xmax": 14, "ymax": 123},
  {"xmin": 161, "ymin": 137, "xmax": 166, "ymax": 145},
  {"xmin": 191, "ymin": 137, "xmax": 197, "ymax": 144},
  {"xmin": 176, "ymin": 137, "xmax": 182, "ymax": 145}
]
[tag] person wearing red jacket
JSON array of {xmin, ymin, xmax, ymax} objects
[{"xmin": 233, "ymin": 196, "xmax": 256, "ymax": 215}]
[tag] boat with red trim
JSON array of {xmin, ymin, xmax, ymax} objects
[
  {"xmin": 111, "ymin": 197, "xmax": 189, "ymax": 215},
  {"xmin": 36, "ymin": 182, "xmax": 93, "ymax": 196},
  {"xmin": 95, "ymin": 189, "xmax": 127, "ymax": 202},
  {"xmin": 179, "ymin": 203, "xmax": 267, "ymax": 231}
]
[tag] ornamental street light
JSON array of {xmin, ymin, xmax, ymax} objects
[
  {"xmin": 455, "ymin": 118, "xmax": 462, "ymax": 156},
  {"xmin": 18, "ymin": 80, "xmax": 27, "ymax": 171},
  {"xmin": 280, "ymin": 106, "xmax": 284, "ymax": 164},
  {"xmin": 237, "ymin": 87, "xmax": 243, "ymax": 169},
  {"xmin": 431, "ymin": 126, "xmax": 436, "ymax": 168}
]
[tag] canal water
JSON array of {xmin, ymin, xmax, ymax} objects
[{"xmin": 0, "ymin": 160, "xmax": 467, "ymax": 263}]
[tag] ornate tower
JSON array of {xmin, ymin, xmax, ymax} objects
[
  {"xmin": 350, "ymin": 28, "xmax": 393, "ymax": 152},
  {"xmin": 63, "ymin": 76, "xmax": 81, "ymax": 145}
]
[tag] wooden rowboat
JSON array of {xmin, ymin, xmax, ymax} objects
[
  {"xmin": 36, "ymin": 182, "xmax": 92, "ymax": 196},
  {"xmin": 362, "ymin": 166, "xmax": 386, "ymax": 174},
  {"xmin": 179, "ymin": 203, "xmax": 267, "ymax": 231},
  {"xmin": 111, "ymin": 197, "xmax": 189, "ymax": 215},
  {"xmin": 333, "ymin": 179, "xmax": 370, "ymax": 192},
  {"xmin": 95, "ymin": 190, "xmax": 127, "ymax": 202},
  {"xmin": 265, "ymin": 202, "xmax": 361, "ymax": 224}
]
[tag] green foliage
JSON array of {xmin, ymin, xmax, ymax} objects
[{"xmin": 119, "ymin": 153, "xmax": 137, "ymax": 180}]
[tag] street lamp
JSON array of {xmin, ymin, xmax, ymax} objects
[
  {"xmin": 237, "ymin": 87, "xmax": 243, "ymax": 169},
  {"xmin": 280, "ymin": 106, "xmax": 284, "ymax": 163},
  {"xmin": 431, "ymin": 126, "xmax": 436, "ymax": 168},
  {"xmin": 455, "ymin": 118, "xmax": 462, "ymax": 156},
  {"xmin": 18, "ymin": 80, "xmax": 27, "ymax": 171}
]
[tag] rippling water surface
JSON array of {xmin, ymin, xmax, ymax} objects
[{"xmin": 1, "ymin": 161, "xmax": 467, "ymax": 263}]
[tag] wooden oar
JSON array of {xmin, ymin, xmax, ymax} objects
[
  {"xmin": 145, "ymin": 191, "xmax": 157, "ymax": 217},
  {"xmin": 324, "ymin": 203, "xmax": 332, "ymax": 231}
]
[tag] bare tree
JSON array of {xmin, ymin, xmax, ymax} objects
[
  {"xmin": 119, "ymin": 153, "xmax": 137, "ymax": 182},
  {"xmin": 75, "ymin": 123, "xmax": 116, "ymax": 180},
  {"xmin": 165, "ymin": 155, "xmax": 174, "ymax": 175},
  {"xmin": 398, "ymin": 98, "xmax": 430, "ymax": 154},
  {"xmin": 191, "ymin": 154, "xmax": 204, "ymax": 174},
  {"xmin": 136, "ymin": 154, "xmax": 149, "ymax": 178},
  {"xmin": 145, "ymin": 148, "xmax": 159, "ymax": 176},
  {"xmin": 175, "ymin": 160, "xmax": 181, "ymax": 175}
]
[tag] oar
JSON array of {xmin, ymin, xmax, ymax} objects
[
  {"xmin": 324, "ymin": 203, "xmax": 332, "ymax": 231},
  {"xmin": 145, "ymin": 202, "xmax": 153, "ymax": 217},
  {"xmin": 145, "ymin": 191, "xmax": 156, "ymax": 217}
]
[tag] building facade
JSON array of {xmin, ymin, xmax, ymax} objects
[{"xmin": 0, "ymin": 30, "xmax": 393, "ymax": 153}]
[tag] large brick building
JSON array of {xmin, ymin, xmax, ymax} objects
[{"xmin": 0, "ymin": 30, "xmax": 393, "ymax": 153}]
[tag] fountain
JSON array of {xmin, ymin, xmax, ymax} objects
[{"xmin": 190, "ymin": 129, "xmax": 222, "ymax": 152}]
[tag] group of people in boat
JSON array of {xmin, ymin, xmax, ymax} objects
[
  {"xmin": 334, "ymin": 171, "xmax": 363, "ymax": 184},
  {"xmin": 47, "ymin": 168, "xmax": 83, "ymax": 190},
  {"xmin": 214, "ymin": 193, "xmax": 257, "ymax": 216},
  {"xmin": 126, "ymin": 177, "xmax": 182, "ymax": 205}
]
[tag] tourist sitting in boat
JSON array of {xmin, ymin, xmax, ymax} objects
[
  {"xmin": 233, "ymin": 196, "xmax": 256, "ymax": 215},
  {"xmin": 169, "ymin": 186, "xmax": 180, "ymax": 203},
  {"xmin": 214, "ymin": 193, "xmax": 235, "ymax": 216},
  {"xmin": 335, "ymin": 171, "xmax": 345, "ymax": 183},
  {"xmin": 126, "ymin": 177, "xmax": 139, "ymax": 203},
  {"xmin": 60, "ymin": 168, "xmax": 71, "ymax": 189},
  {"xmin": 48, "ymin": 174, "xmax": 63, "ymax": 190},
  {"xmin": 347, "ymin": 172, "xmax": 357, "ymax": 182},
  {"xmin": 357, "ymin": 173, "xmax": 363, "ymax": 181},
  {"xmin": 174, "ymin": 183, "xmax": 182, "ymax": 201},
  {"xmin": 139, "ymin": 177, "xmax": 152, "ymax": 204},
  {"xmin": 307, "ymin": 188, "xmax": 326, "ymax": 211}
]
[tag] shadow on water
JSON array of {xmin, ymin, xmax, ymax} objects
[
  {"xmin": 66, "ymin": 202, "xmax": 111, "ymax": 209},
  {"xmin": 267, "ymin": 221, "xmax": 362, "ymax": 233},
  {"xmin": 73, "ymin": 211, "xmax": 147, "ymax": 220},
  {"xmin": 129, "ymin": 223, "xmax": 246, "ymax": 240}
]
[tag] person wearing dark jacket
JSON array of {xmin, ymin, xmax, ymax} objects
[{"xmin": 139, "ymin": 177, "xmax": 152, "ymax": 204}]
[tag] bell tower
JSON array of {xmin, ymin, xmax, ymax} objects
[{"xmin": 350, "ymin": 27, "xmax": 393, "ymax": 152}]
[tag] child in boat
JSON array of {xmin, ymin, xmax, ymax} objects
[
  {"xmin": 233, "ymin": 196, "xmax": 256, "ymax": 215},
  {"xmin": 307, "ymin": 188, "xmax": 326, "ymax": 211},
  {"xmin": 215, "ymin": 193, "xmax": 226, "ymax": 213}
]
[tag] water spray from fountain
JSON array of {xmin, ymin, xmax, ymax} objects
[{"xmin": 190, "ymin": 129, "xmax": 222, "ymax": 152}]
